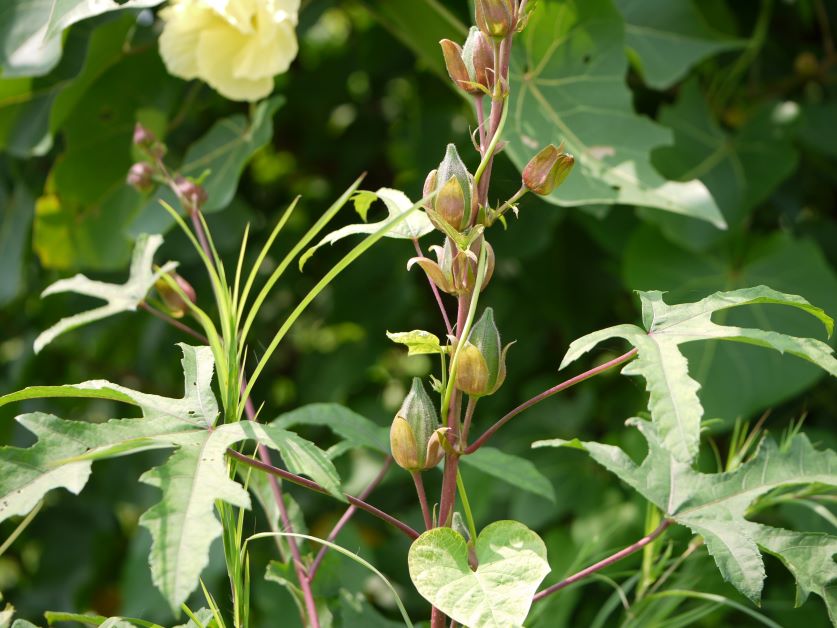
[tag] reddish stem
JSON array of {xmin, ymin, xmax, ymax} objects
[
  {"xmin": 308, "ymin": 457, "xmax": 393, "ymax": 580},
  {"xmin": 412, "ymin": 238, "xmax": 453, "ymax": 335},
  {"xmin": 140, "ymin": 302, "xmax": 208, "ymax": 343},
  {"xmin": 465, "ymin": 348, "xmax": 638, "ymax": 454},
  {"xmin": 532, "ymin": 519, "xmax": 671, "ymax": 603},
  {"xmin": 227, "ymin": 449, "xmax": 419, "ymax": 540},
  {"xmin": 412, "ymin": 471, "xmax": 433, "ymax": 530}
]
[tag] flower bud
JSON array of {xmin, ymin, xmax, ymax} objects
[
  {"xmin": 455, "ymin": 307, "xmax": 510, "ymax": 397},
  {"xmin": 155, "ymin": 272, "xmax": 197, "ymax": 318},
  {"xmin": 127, "ymin": 162, "xmax": 154, "ymax": 193},
  {"xmin": 440, "ymin": 39, "xmax": 482, "ymax": 95},
  {"xmin": 462, "ymin": 27, "xmax": 494, "ymax": 91},
  {"xmin": 435, "ymin": 144, "xmax": 472, "ymax": 227},
  {"xmin": 522, "ymin": 144, "xmax": 574, "ymax": 195},
  {"xmin": 435, "ymin": 176, "xmax": 466, "ymax": 230},
  {"xmin": 174, "ymin": 176, "xmax": 208, "ymax": 212},
  {"xmin": 390, "ymin": 378, "xmax": 445, "ymax": 472},
  {"xmin": 476, "ymin": 0, "xmax": 514, "ymax": 39},
  {"xmin": 133, "ymin": 123, "xmax": 156, "ymax": 148}
]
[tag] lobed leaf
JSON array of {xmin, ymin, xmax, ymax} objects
[
  {"xmin": 33, "ymin": 233, "xmax": 177, "ymax": 353},
  {"xmin": 560, "ymin": 287, "xmax": 837, "ymax": 463},
  {"xmin": 535, "ymin": 421, "xmax": 837, "ymax": 617}
]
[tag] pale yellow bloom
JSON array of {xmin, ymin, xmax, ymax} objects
[{"xmin": 159, "ymin": 0, "xmax": 300, "ymax": 102}]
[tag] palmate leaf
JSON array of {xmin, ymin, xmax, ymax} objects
[
  {"xmin": 33, "ymin": 233, "xmax": 176, "ymax": 353},
  {"xmin": 535, "ymin": 420, "xmax": 837, "ymax": 620},
  {"xmin": 0, "ymin": 344, "xmax": 341, "ymax": 611},
  {"xmin": 506, "ymin": 0, "xmax": 725, "ymax": 226},
  {"xmin": 560, "ymin": 286, "xmax": 837, "ymax": 463}
]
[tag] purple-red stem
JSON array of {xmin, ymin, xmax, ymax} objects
[
  {"xmin": 412, "ymin": 238, "xmax": 453, "ymax": 335},
  {"xmin": 532, "ymin": 519, "xmax": 671, "ymax": 603},
  {"xmin": 140, "ymin": 302, "xmax": 208, "ymax": 343},
  {"xmin": 465, "ymin": 348, "xmax": 638, "ymax": 454},
  {"xmin": 227, "ymin": 449, "xmax": 419, "ymax": 539},
  {"xmin": 412, "ymin": 471, "xmax": 433, "ymax": 530},
  {"xmin": 308, "ymin": 457, "xmax": 393, "ymax": 580}
]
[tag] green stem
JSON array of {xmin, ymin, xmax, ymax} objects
[{"xmin": 456, "ymin": 470, "xmax": 478, "ymax": 542}]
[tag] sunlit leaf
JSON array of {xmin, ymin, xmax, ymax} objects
[{"xmin": 386, "ymin": 330, "xmax": 445, "ymax": 355}]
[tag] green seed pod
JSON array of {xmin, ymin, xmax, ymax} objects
[
  {"xmin": 390, "ymin": 378, "xmax": 445, "ymax": 472},
  {"xmin": 436, "ymin": 144, "xmax": 472, "ymax": 226},
  {"xmin": 455, "ymin": 307, "xmax": 511, "ymax": 397},
  {"xmin": 522, "ymin": 144, "xmax": 575, "ymax": 195}
]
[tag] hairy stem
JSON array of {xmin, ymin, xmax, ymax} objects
[
  {"xmin": 533, "ymin": 519, "xmax": 671, "ymax": 603},
  {"xmin": 308, "ymin": 457, "xmax": 393, "ymax": 581},
  {"xmin": 227, "ymin": 449, "xmax": 419, "ymax": 540},
  {"xmin": 465, "ymin": 348, "xmax": 638, "ymax": 454}
]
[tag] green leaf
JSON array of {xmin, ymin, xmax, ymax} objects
[
  {"xmin": 173, "ymin": 609, "xmax": 216, "ymax": 628},
  {"xmin": 624, "ymin": 228, "xmax": 837, "ymax": 423},
  {"xmin": 561, "ymin": 286, "xmax": 837, "ymax": 462},
  {"xmin": 461, "ymin": 447, "xmax": 555, "ymax": 503},
  {"xmin": 32, "ymin": 233, "xmax": 177, "ymax": 353},
  {"xmin": 0, "ymin": 0, "xmax": 163, "ymax": 77},
  {"xmin": 351, "ymin": 190, "xmax": 379, "ymax": 221},
  {"xmin": 299, "ymin": 188, "xmax": 433, "ymax": 269},
  {"xmin": 408, "ymin": 520, "xmax": 550, "ymax": 628},
  {"xmin": 129, "ymin": 97, "xmax": 284, "ymax": 236},
  {"xmin": 535, "ymin": 421, "xmax": 837, "ymax": 618},
  {"xmin": 614, "ymin": 0, "xmax": 744, "ymax": 89},
  {"xmin": 273, "ymin": 403, "xmax": 388, "ymax": 455},
  {"xmin": 506, "ymin": 0, "xmax": 725, "ymax": 227},
  {"xmin": 647, "ymin": 82, "xmax": 798, "ymax": 250},
  {"xmin": 386, "ymin": 330, "xmax": 444, "ymax": 355},
  {"xmin": 0, "ymin": 185, "xmax": 33, "ymax": 305}
]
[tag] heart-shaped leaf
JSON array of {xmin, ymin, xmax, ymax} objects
[{"xmin": 408, "ymin": 520, "xmax": 549, "ymax": 628}]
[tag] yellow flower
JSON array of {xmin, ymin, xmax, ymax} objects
[{"xmin": 159, "ymin": 0, "xmax": 300, "ymax": 102}]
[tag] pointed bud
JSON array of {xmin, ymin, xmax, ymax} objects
[
  {"xmin": 456, "ymin": 307, "xmax": 510, "ymax": 397},
  {"xmin": 440, "ymin": 39, "xmax": 481, "ymax": 95},
  {"xmin": 155, "ymin": 272, "xmax": 197, "ymax": 318},
  {"xmin": 127, "ymin": 162, "xmax": 154, "ymax": 193},
  {"xmin": 174, "ymin": 176, "xmax": 208, "ymax": 212},
  {"xmin": 522, "ymin": 145, "xmax": 574, "ymax": 195},
  {"xmin": 390, "ymin": 378, "xmax": 444, "ymax": 471},
  {"xmin": 462, "ymin": 27, "xmax": 494, "ymax": 90},
  {"xmin": 476, "ymin": 0, "xmax": 514, "ymax": 39},
  {"xmin": 436, "ymin": 144, "xmax": 471, "ymax": 225},
  {"xmin": 435, "ymin": 176, "xmax": 466, "ymax": 230}
]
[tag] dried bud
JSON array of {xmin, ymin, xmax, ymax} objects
[
  {"xmin": 476, "ymin": 0, "xmax": 514, "ymax": 39},
  {"xmin": 435, "ymin": 176, "xmax": 466, "ymax": 230},
  {"xmin": 174, "ymin": 176, "xmax": 208, "ymax": 212},
  {"xmin": 155, "ymin": 272, "xmax": 197, "ymax": 318},
  {"xmin": 463, "ymin": 27, "xmax": 494, "ymax": 91},
  {"xmin": 455, "ymin": 307, "xmax": 510, "ymax": 397},
  {"xmin": 127, "ymin": 162, "xmax": 154, "ymax": 193},
  {"xmin": 133, "ymin": 123, "xmax": 156, "ymax": 148},
  {"xmin": 440, "ymin": 39, "xmax": 482, "ymax": 95},
  {"xmin": 522, "ymin": 144, "xmax": 574, "ymax": 195},
  {"xmin": 390, "ymin": 378, "xmax": 446, "ymax": 472}
]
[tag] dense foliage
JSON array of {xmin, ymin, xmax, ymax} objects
[{"xmin": 1, "ymin": 0, "xmax": 836, "ymax": 627}]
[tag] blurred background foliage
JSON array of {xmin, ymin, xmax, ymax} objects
[{"xmin": 0, "ymin": 0, "xmax": 836, "ymax": 625}]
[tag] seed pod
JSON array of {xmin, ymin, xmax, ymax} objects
[
  {"xmin": 127, "ymin": 162, "xmax": 154, "ymax": 193},
  {"xmin": 390, "ymin": 378, "xmax": 445, "ymax": 472},
  {"xmin": 461, "ymin": 27, "xmax": 494, "ymax": 91},
  {"xmin": 155, "ymin": 272, "xmax": 197, "ymax": 318},
  {"xmin": 440, "ymin": 39, "xmax": 481, "ymax": 94},
  {"xmin": 455, "ymin": 307, "xmax": 511, "ymax": 397},
  {"xmin": 435, "ymin": 144, "xmax": 472, "ymax": 228},
  {"xmin": 522, "ymin": 144, "xmax": 574, "ymax": 195},
  {"xmin": 422, "ymin": 169, "xmax": 438, "ymax": 210},
  {"xmin": 475, "ymin": 0, "xmax": 514, "ymax": 39}
]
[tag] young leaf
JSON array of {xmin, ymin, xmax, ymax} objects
[
  {"xmin": 386, "ymin": 330, "xmax": 445, "ymax": 355},
  {"xmin": 33, "ymin": 233, "xmax": 177, "ymax": 353},
  {"xmin": 299, "ymin": 188, "xmax": 433, "ymax": 268},
  {"xmin": 408, "ymin": 520, "xmax": 550, "ymax": 628},
  {"xmin": 535, "ymin": 420, "xmax": 837, "ymax": 618},
  {"xmin": 560, "ymin": 286, "xmax": 837, "ymax": 463}
]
